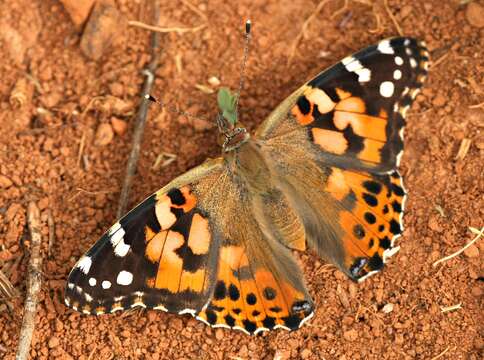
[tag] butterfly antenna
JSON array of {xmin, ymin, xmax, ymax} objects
[
  {"xmin": 234, "ymin": 19, "xmax": 252, "ymax": 117},
  {"xmin": 144, "ymin": 94, "xmax": 209, "ymax": 123}
]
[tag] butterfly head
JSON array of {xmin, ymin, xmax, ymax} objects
[{"xmin": 217, "ymin": 114, "xmax": 250, "ymax": 152}]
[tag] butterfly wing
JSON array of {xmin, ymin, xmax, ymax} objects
[
  {"xmin": 65, "ymin": 159, "xmax": 225, "ymax": 315},
  {"xmin": 256, "ymin": 37, "xmax": 429, "ymax": 280},
  {"xmin": 65, "ymin": 157, "xmax": 313, "ymax": 334}
]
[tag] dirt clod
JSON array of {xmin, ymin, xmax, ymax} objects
[
  {"xmin": 95, "ymin": 123, "xmax": 114, "ymax": 146},
  {"xmin": 110, "ymin": 117, "xmax": 128, "ymax": 136},
  {"xmin": 59, "ymin": 0, "xmax": 96, "ymax": 28},
  {"xmin": 80, "ymin": 0, "xmax": 124, "ymax": 60},
  {"xmin": 0, "ymin": 175, "xmax": 13, "ymax": 189},
  {"xmin": 465, "ymin": 2, "xmax": 484, "ymax": 28},
  {"xmin": 463, "ymin": 244, "xmax": 479, "ymax": 258}
]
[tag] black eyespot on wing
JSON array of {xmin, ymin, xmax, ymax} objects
[
  {"xmin": 263, "ymin": 287, "xmax": 276, "ymax": 301},
  {"xmin": 363, "ymin": 193, "xmax": 378, "ymax": 207},
  {"xmin": 214, "ymin": 281, "xmax": 227, "ymax": 300},
  {"xmin": 246, "ymin": 293, "xmax": 257, "ymax": 305},
  {"xmin": 364, "ymin": 212, "xmax": 377, "ymax": 224},
  {"xmin": 228, "ymin": 284, "xmax": 240, "ymax": 301},
  {"xmin": 243, "ymin": 319, "xmax": 257, "ymax": 333},
  {"xmin": 363, "ymin": 181, "xmax": 382, "ymax": 194},
  {"xmin": 224, "ymin": 314, "xmax": 236, "ymax": 327},
  {"xmin": 205, "ymin": 309, "xmax": 217, "ymax": 325},
  {"xmin": 262, "ymin": 316, "xmax": 276, "ymax": 329}
]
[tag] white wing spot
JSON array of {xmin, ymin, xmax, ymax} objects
[
  {"xmin": 88, "ymin": 278, "xmax": 97, "ymax": 286},
  {"xmin": 114, "ymin": 240, "xmax": 130, "ymax": 257},
  {"xmin": 404, "ymin": 39, "xmax": 411, "ymax": 46},
  {"xmin": 379, "ymin": 81, "xmax": 395, "ymax": 98},
  {"xmin": 342, "ymin": 56, "xmax": 371, "ymax": 83},
  {"xmin": 116, "ymin": 270, "xmax": 133, "ymax": 286},
  {"xmin": 67, "ymin": 283, "xmax": 74, "ymax": 289},
  {"xmin": 405, "ymin": 48, "xmax": 412, "ymax": 55},
  {"xmin": 356, "ymin": 68, "xmax": 371, "ymax": 83},
  {"xmin": 377, "ymin": 40, "xmax": 394, "ymax": 54},
  {"xmin": 395, "ymin": 56, "xmax": 403, "ymax": 66},
  {"xmin": 76, "ymin": 256, "xmax": 92, "ymax": 274},
  {"xmin": 410, "ymin": 58, "xmax": 417, "ymax": 68},
  {"xmin": 102, "ymin": 280, "xmax": 112, "ymax": 289},
  {"xmin": 393, "ymin": 69, "xmax": 402, "ymax": 80}
]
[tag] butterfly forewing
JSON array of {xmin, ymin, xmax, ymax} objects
[{"xmin": 257, "ymin": 37, "xmax": 428, "ymax": 281}]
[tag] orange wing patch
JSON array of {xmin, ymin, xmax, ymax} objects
[
  {"xmin": 196, "ymin": 245, "xmax": 313, "ymax": 334},
  {"xmin": 324, "ymin": 168, "xmax": 405, "ymax": 280}
]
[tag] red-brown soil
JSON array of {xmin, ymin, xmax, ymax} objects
[{"xmin": 0, "ymin": 0, "xmax": 483, "ymax": 359}]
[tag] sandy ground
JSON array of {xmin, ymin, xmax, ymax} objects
[{"xmin": 0, "ymin": 0, "xmax": 483, "ymax": 359}]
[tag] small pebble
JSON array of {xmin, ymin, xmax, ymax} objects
[
  {"xmin": 95, "ymin": 123, "xmax": 114, "ymax": 146},
  {"xmin": 343, "ymin": 329, "xmax": 358, "ymax": 341},
  {"xmin": 208, "ymin": 76, "xmax": 221, "ymax": 86},
  {"xmin": 466, "ymin": 2, "xmax": 484, "ymax": 28},
  {"xmin": 111, "ymin": 117, "xmax": 128, "ymax": 136},
  {"xmin": 463, "ymin": 244, "xmax": 479, "ymax": 258},
  {"xmin": 48, "ymin": 336, "xmax": 60, "ymax": 348},
  {"xmin": 0, "ymin": 175, "xmax": 13, "ymax": 188}
]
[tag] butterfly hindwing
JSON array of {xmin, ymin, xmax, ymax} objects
[{"xmin": 257, "ymin": 37, "xmax": 428, "ymax": 281}]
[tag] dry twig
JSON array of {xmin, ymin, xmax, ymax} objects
[
  {"xmin": 16, "ymin": 202, "xmax": 44, "ymax": 360},
  {"xmin": 432, "ymin": 226, "xmax": 484, "ymax": 267},
  {"xmin": 383, "ymin": 0, "xmax": 403, "ymax": 36},
  {"xmin": 455, "ymin": 138, "xmax": 472, "ymax": 160},
  {"xmin": 440, "ymin": 303, "xmax": 462, "ymax": 313},
  {"xmin": 117, "ymin": 2, "xmax": 162, "ymax": 219},
  {"xmin": 128, "ymin": 20, "xmax": 206, "ymax": 34}
]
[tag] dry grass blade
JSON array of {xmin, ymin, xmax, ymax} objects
[
  {"xmin": 432, "ymin": 226, "xmax": 484, "ymax": 267},
  {"xmin": 128, "ymin": 20, "xmax": 206, "ymax": 34},
  {"xmin": 430, "ymin": 346, "xmax": 452, "ymax": 360},
  {"xmin": 384, "ymin": 0, "xmax": 403, "ymax": 36},
  {"xmin": 16, "ymin": 202, "xmax": 44, "ymax": 360},
  {"xmin": 152, "ymin": 152, "xmax": 177, "ymax": 171},
  {"xmin": 0, "ymin": 269, "xmax": 18, "ymax": 299},
  {"xmin": 440, "ymin": 303, "xmax": 462, "ymax": 313},
  {"xmin": 468, "ymin": 101, "xmax": 484, "ymax": 109},
  {"xmin": 455, "ymin": 138, "xmax": 472, "ymax": 160}
]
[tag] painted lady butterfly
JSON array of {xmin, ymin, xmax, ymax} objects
[{"xmin": 65, "ymin": 37, "xmax": 429, "ymax": 335}]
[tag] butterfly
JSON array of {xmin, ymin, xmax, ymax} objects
[{"xmin": 65, "ymin": 37, "xmax": 429, "ymax": 335}]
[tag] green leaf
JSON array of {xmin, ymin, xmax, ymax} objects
[{"xmin": 217, "ymin": 87, "xmax": 238, "ymax": 125}]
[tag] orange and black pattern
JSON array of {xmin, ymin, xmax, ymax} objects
[{"xmin": 65, "ymin": 37, "xmax": 428, "ymax": 334}]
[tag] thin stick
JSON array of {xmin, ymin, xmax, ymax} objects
[
  {"xmin": 128, "ymin": 20, "xmax": 206, "ymax": 34},
  {"xmin": 16, "ymin": 202, "xmax": 44, "ymax": 360},
  {"xmin": 383, "ymin": 0, "xmax": 403, "ymax": 36},
  {"xmin": 432, "ymin": 226, "xmax": 484, "ymax": 267},
  {"xmin": 430, "ymin": 346, "xmax": 451, "ymax": 360},
  {"xmin": 116, "ymin": 3, "xmax": 161, "ymax": 219}
]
